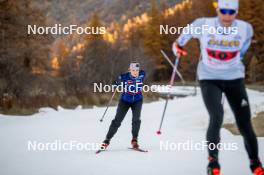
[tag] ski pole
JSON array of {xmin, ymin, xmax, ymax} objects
[
  {"xmin": 99, "ymin": 89, "xmax": 117, "ymax": 122},
  {"xmin": 156, "ymin": 53, "xmax": 183, "ymax": 135},
  {"xmin": 160, "ymin": 50, "xmax": 186, "ymax": 85}
]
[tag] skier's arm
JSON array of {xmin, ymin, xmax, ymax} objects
[
  {"xmin": 114, "ymin": 75, "xmax": 124, "ymax": 86},
  {"xmin": 173, "ymin": 18, "xmax": 205, "ymax": 56},
  {"xmin": 139, "ymin": 70, "xmax": 146, "ymax": 82},
  {"xmin": 176, "ymin": 18, "xmax": 205, "ymax": 47},
  {"xmin": 240, "ymin": 24, "xmax": 254, "ymax": 59}
]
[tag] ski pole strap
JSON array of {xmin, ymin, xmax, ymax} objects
[
  {"xmin": 173, "ymin": 42, "xmax": 187, "ymax": 57},
  {"xmin": 177, "ymin": 46, "xmax": 187, "ymax": 56}
]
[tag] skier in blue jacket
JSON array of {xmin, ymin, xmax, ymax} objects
[{"xmin": 100, "ymin": 62, "xmax": 145, "ymax": 150}]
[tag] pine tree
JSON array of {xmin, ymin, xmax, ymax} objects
[
  {"xmin": 0, "ymin": 0, "xmax": 53, "ymax": 97},
  {"xmin": 248, "ymin": 56, "xmax": 258, "ymax": 83},
  {"xmin": 239, "ymin": 0, "xmax": 264, "ymax": 82},
  {"xmin": 143, "ymin": 0, "xmax": 167, "ymax": 80},
  {"xmin": 81, "ymin": 13, "xmax": 109, "ymax": 84}
]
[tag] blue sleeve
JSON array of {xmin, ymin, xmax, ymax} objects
[
  {"xmin": 114, "ymin": 75, "xmax": 122, "ymax": 85},
  {"xmin": 240, "ymin": 23, "xmax": 253, "ymax": 59},
  {"xmin": 115, "ymin": 73, "xmax": 128, "ymax": 85},
  {"xmin": 176, "ymin": 18, "xmax": 205, "ymax": 47},
  {"xmin": 139, "ymin": 70, "xmax": 145, "ymax": 82}
]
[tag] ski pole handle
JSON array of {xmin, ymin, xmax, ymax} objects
[{"xmin": 172, "ymin": 42, "xmax": 187, "ymax": 57}]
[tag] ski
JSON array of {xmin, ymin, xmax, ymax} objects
[
  {"xmin": 95, "ymin": 149, "xmax": 106, "ymax": 154},
  {"xmin": 128, "ymin": 147, "xmax": 148, "ymax": 153},
  {"xmin": 96, "ymin": 148, "xmax": 148, "ymax": 154}
]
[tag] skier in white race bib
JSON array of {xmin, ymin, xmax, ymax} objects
[{"xmin": 172, "ymin": 0, "xmax": 264, "ymax": 174}]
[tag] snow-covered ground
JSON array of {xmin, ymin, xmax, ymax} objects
[{"xmin": 0, "ymin": 87, "xmax": 264, "ymax": 175}]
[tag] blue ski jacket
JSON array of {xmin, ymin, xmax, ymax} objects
[{"xmin": 115, "ymin": 70, "xmax": 145, "ymax": 103}]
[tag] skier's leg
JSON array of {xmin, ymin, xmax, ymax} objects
[
  {"xmin": 105, "ymin": 100, "xmax": 130, "ymax": 140},
  {"xmin": 200, "ymin": 80, "xmax": 224, "ymax": 160},
  {"xmin": 131, "ymin": 100, "xmax": 143, "ymax": 139},
  {"xmin": 224, "ymin": 79, "xmax": 262, "ymax": 171}
]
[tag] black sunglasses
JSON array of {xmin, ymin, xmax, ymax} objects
[{"xmin": 220, "ymin": 9, "xmax": 237, "ymax": 15}]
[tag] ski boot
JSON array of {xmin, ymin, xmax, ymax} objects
[
  {"xmin": 251, "ymin": 159, "xmax": 264, "ymax": 175},
  {"xmin": 131, "ymin": 138, "xmax": 139, "ymax": 149},
  {"xmin": 100, "ymin": 139, "xmax": 110, "ymax": 150},
  {"xmin": 207, "ymin": 156, "xmax": 221, "ymax": 175}
]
